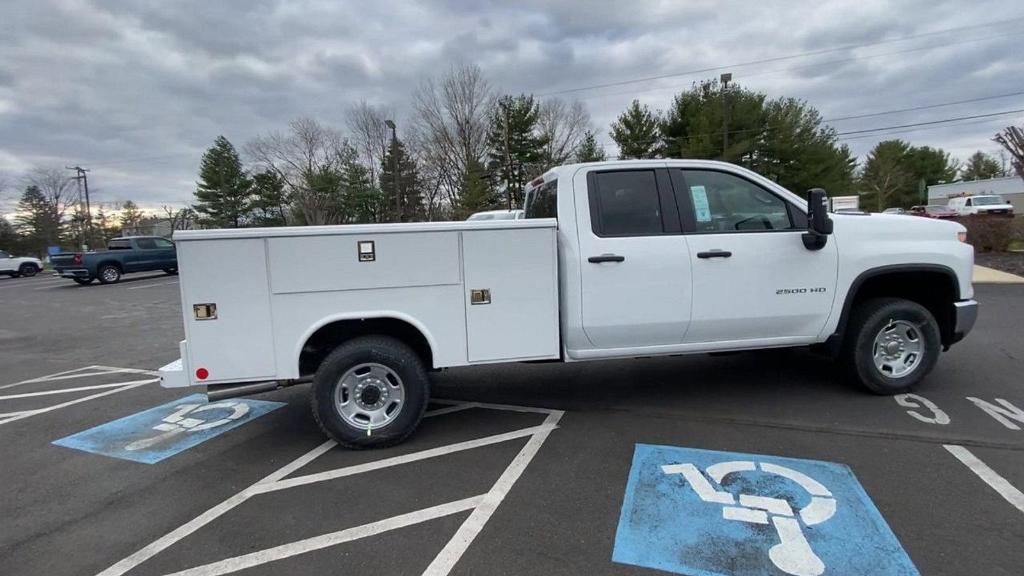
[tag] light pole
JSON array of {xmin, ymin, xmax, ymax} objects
[
  {"xmin": 720, "ymin": 72, "xmax": 732, "ymax": 159},
  {"xmin": 385, "ymin": 119, "xmax": 399, "ymax": 222}
]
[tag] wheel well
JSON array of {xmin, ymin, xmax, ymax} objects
[
  {"xmin": 840, "ymin": 268, "xmax": 958, "ymax": 347},
  {"xmin": 97, "ymin": 260, "xmax": 122, "ymax": 271},
  {"xmin": 298, "ymin": 318, "xmax": 433, "ymax": 377}
]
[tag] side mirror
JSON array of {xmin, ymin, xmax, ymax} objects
[{"xmin": 803, "ymin": 188, "xmax": 833, "ymax": 251}]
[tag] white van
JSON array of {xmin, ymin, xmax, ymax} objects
[{"xmin": 947, "ymin": 195, "xmax": 1013, "ymax": 216}]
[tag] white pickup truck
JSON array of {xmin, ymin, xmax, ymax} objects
[{"xmin": 161, "ymin": 160, "xmax": 977, "ymax": 448}]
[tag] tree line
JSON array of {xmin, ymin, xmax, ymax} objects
[{"xmin": 4, "ymin": 64, "xmax": 1023, "ymax": 256}]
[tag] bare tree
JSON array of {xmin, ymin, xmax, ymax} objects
[
  {"xmin": 993, "ymin": 125, "xmax": 1024, "ymax": 178},
  {"xmin": 245, "ymin": 118, "xmax": 348, "ymax": 225},
  {"xmin": 24, "ymin": 167, "xmax": 77, "ymax": 228},
  {"xmin": 163, "ymin": 205, "xmax": 196, "ymax": 231},
  {"xmin": 537, "ymin": 98, "xmax": 591, "ymax": 168},
  {"xmin": 411, "ymin": 63, "xmax": 494, "ymax": 210},
  {"xmin": 346, "ymin": 101, "xmax": 393, "ymax": 187}
]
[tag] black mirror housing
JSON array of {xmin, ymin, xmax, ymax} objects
[{"xmin": 803, "ymin": 188, "xmax": 833, "ymax": 250}]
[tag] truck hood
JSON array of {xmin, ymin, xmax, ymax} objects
[{"xmin": 831, "ymin": 212, "xmax": 965, "ymax": 241}]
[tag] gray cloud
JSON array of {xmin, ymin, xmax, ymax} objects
[{"xmin": 1, "ymin": 0, "xmax": 1021, "ymax": 214}]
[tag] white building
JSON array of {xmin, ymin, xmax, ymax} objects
[{"xmin": 927, "ymin": 175, "xmax": 1024, "ymax": 207}]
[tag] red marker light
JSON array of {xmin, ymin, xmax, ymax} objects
[{"xmin": 195, "ymin": 368, "xmax": 209, "ymax": 380}]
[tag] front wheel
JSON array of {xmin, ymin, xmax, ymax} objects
[
  {"xmin": 311, "ymin": 336, "xmax": 429, "ymax": 449},
  {"xmin": 843, "ymin": 298, "xmax": 941, "ymax": 394}
]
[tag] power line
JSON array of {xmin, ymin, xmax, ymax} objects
[
  {"xmin": 535, "ymin": 16, "xmax": 1024, "ymax": 97},
  {"xmin": 825, "ymin": 91, "xmax": 1024, "ymax": 122},
  {"xmin": 834, "ymin": 109, "xmax": 1024, "ymax": 136},
  {"xmin": 568, "ymin": 30, "xmax": 1024, "ymax": 102},
  {"xmin": 592, "ymin": 95, "xmax": 1024, "ymax": 150},
  {"xmin": 837, "ymin": 116, "xmax": 1008, "ymax": 141}
]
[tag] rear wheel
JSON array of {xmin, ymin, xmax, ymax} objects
[
  {"xmin": 311, "ymin": 335, "xmax": 429, "ymax": 449},
  {"xmin": 18, "ymin": 263, "xmax": 39, "ymax": 277},
  {"xmin": 163, "ymin": 268, "xmax": 178, "ymax": 275},
  {"xmin": 97, "ymin": 264, "xmax": 121, "ymax": 284},
  {"xmin": 843, "ymin": 298, "xmax": 940, "ymax": 394}
]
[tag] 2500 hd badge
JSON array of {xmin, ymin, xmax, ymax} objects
[{"xmin": 777, "ymin": 287, "xmax": 827, "ymax": 295}]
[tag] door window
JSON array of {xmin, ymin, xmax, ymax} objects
[
  {"xmin": 153, "ymin": 238, "xmax": 174, "ymax": 248},
  {"xmin": 590, "ymin": 170, "xmax": 665, "ymax": 236},
  {"xmin": 136, "ymin": 238, "xmax": 158, "ymax": 249},
  {"xmin": 679, "ymin": 170, "xmax": 795, "ymax": 233}
]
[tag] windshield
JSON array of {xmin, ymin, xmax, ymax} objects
[{"xmin": 972, "ymin": 196, "xmax": 1006, "ymax": 206}]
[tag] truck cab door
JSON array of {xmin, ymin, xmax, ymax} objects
[
  {"xmin": 673, "ymin": 168, "xmax": 838, "ymax": 344},
  {"xmin": 574, "ymin": 166, "xmax": 692, "ymax": 349},
  {"xmin": 152, "ymin": 238, "xmax": 177, "ymax": 269}
]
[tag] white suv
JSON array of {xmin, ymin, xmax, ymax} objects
[{"xmin": 0, "ymin": 250, "xmax": 43, "ymax": 277}]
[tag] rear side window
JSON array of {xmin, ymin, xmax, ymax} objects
[
  {"xmin": 525, "ymin": 180, "xmax": 557, "ymax": 219},
  {"xmin": 154, "ymin": 238, "xmax": 174, "ymax": 248},
  {"xmin": 590, "ymin": 170, "xmax": 663, "ymax": 236},
  {"xmin": 108, "ymin": 239, "xmax": 132, "ymax": 250}
]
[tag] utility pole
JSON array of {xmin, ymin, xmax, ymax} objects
[
  {"xmin": 720, "ymin": 73, "xmax": 732, "ymax": 159},
  {"xmin": 504, "ymin": 103, "xmax": 512, "ymax": 210},
  {"xmin": 67, "ymin": 165, "xmax": 93, "ymax": 248},
  {"xmin": 385, "ymin": 120, "xmax": 400, "ymax": 222}
]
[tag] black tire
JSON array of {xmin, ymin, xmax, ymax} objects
[
  {"xmin": 163, "ymin": 268, "xmax": 178, "ymax": 275},
  {"xmin": 311, "ymin": 335, "xmax": 429, "ymax": 449},
  {"xmin": 842, "ymin": 297, "xmax": 941, "ymax": 394},
  {"xmin": 73, "ymin": 277, "xmax": 93, "ymax": 285},
  {"xmin": 97, "ymin": 264, "xmax": 121, "ymax": 284},
  {"xmin": 18, "ymin": 264, "xmax": 39, "ymax": 277}
]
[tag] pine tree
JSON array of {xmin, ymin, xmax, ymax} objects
[
  {"xmin": 194, "ymin": 135, "xmax": 253, "ymax": 227},
  {"xmin": 610, "ymin": 100, "xmax": 660, "ymax": 159},
  {"xmin": 380, "ymin": 138, "xmax": 423, "ymax": 222},
  {"xmin": 486, "ymin": 94, "xmax": 548, "ymax": 208},
  {"xmin": 457, "ymin": 158, "xmax": 497, "ymax": 218},
  {"xmin": 119, "ymin": 200, "xmax": 143, "ymax": 233},
  {"xmin": 250, "ymin": 170, "xmax": 289, "ymax": 226},
  {"xmin": 15, "ymin": 185, "xmax": 61, "ymax": 256},
  {"xmin": 575, "ymin": 130, "xmax": 607, "ymax": 162},
  {"xmin": 961, "ymin": 151, "xmax": 1004, "ymax": 180},
  {"xmin": 342, "ymin": 156, "xmax": 386, "ymax": 223}
]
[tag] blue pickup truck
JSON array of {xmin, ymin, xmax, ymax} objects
[{"xmin": 52, "ymin": 236, "xmax": 178, "ymax": 285}]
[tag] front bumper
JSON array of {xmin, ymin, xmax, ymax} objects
[{"xmin": 949, "ymin": 299, "xmax": 978, "ymax": 345}]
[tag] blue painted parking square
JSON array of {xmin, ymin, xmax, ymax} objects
[
  {"xmin": 53, "ymin": 394, "xmax": 284, "ymax": 464},
  {"xmin": 613, "ymin": 444, "xmax": 918, "ymax": 576}
]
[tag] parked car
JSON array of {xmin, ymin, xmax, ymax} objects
[
  {"xmin": 160, "ymin": 159, "xmax": 976, "ymax": 448},
  {"xmin": 51, "ymin": 236, "xmax": 177, "ymax": 285},
  {"xmin": 881, "ymin": 207, "xmax": 908, "ymax": 215},
  {"xmin": 910, "ymin": 205, "xmax": 957, "ymax": 219},
  {"xmin": 466, "ymin": 209, "xmax": 524, "ymax": 221},
  {"xmin": 947, "ymin": 195, "xmax": 1014, "ymax": 216},
  {"xmin": 0, "ymin": 250, "xmax": 43, "ymax": 277}
]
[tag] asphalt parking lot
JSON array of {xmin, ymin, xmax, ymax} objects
[{"xmin": 1, "ymin": 272, "xmax": 1022, "ymax": 576}]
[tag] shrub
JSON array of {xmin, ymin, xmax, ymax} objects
[{"xmin": 953, "ymin": 215, "xmax": 1015, "ymax": 252}]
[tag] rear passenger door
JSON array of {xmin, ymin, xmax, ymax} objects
[
  {"xmin": 575, "ymin": 167, "xmax": 693, "ymax": 348},
  {"xmin": 673, "ymin": 168, "xmax": 837, "ymax": 344},
  {"xmin": 132, "ymin": 238, "xmax": 159, "ymax": 271},
  {"xmin": 152, "ymin": 238, "xmax": 177, "ymax": 270}
]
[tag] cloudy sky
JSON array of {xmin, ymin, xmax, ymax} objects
[{"xmin": 1, "ymin": 0, "xmax": 1022, "ymax": 215}]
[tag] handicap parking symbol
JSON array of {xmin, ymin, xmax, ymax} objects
[
  {"xmin": 53, "ymin": 394, "xmax": 284, "ymax": 464},
  {"xmin": 613, "ymin": 444, "xmax": 918, "ymax": 576}
]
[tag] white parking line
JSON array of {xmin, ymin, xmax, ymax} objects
[
  {"xmin": 0, "ymin": 379, "xmax": 157, "ymax": 426},
  {"xmin": 126, "ymin": 280, "xmax": 179, "ymax": 290},
  {"xmin": 99, "ymin": 402, "xmax": 563, "ymax": 576},
  {"xmin": 254, "ymin": 423, "xmax": 557, "ymax": 494},
  {"xmin": 0, "ymin": 380, "xmax": 152, "ymax": 400},
  {"xmin": 0, "ymin": 366, "xmax": 157, "ymax": 390},
  {"xmin": 164, "ymin": 497, "xmax": 484, "ymax": 576},
  {"xmin": 945, "ymin": 444, "xmax": 1024, "ymax": 515}
]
